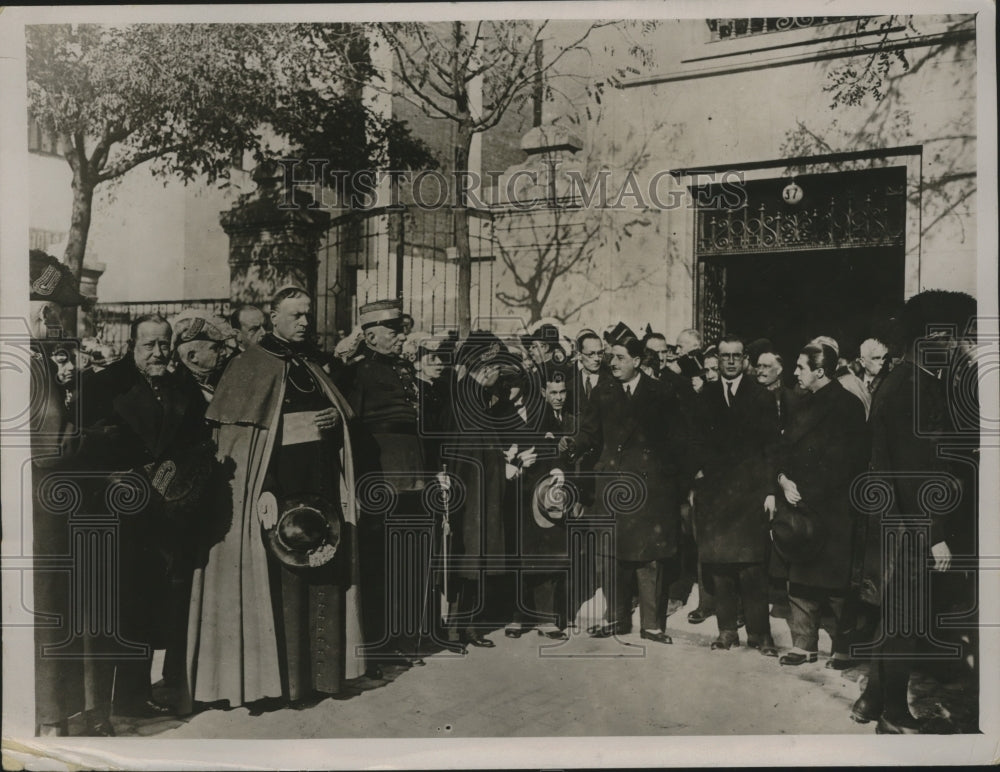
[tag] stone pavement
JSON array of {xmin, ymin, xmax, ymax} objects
[{"xmin": 113, "ymin": 588, "xmax": 980, "ymax": 739}]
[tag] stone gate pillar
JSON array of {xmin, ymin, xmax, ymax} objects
[{"xmin": 220, "ymin": 162, "xmax": 331, "ymax": 306}]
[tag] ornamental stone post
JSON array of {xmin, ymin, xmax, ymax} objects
[{"xmin": 221, "ymin": 162, "xmax": 331, "ymax": 307}]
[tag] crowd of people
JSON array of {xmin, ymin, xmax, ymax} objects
[{"xmin": 27, "ymin": 247, "xmax": 980, "ymax": 738}]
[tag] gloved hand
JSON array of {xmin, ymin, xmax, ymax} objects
[{"xmin": 258, "ymin": 491, "xmax": 279, "ymax": 530}]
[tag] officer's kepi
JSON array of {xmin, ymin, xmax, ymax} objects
[{"xmin": 359, "ymin": 298, "xmax": 405, "ymax": 331}]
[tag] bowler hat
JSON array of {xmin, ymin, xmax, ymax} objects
[
  {"xmin": 770, "ymin": 498, "xmax": 825, "ymax": 563},
  {"xmin": 29, "ymin": 250, "xmax": 87, "ymax": 306},
  {"xmin": 267, "ymin": 494, "xmax": 342, "ymax": 568}
]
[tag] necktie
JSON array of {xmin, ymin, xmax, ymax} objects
[
  {"xmin": 726, "ymin": 380, "xmax": 734, "ymax": 406},
  {"xmin": 555, "ymin": 411, "xmax": 562, "ymax": 424},
  {"xmin": 625, "ymin": 384, "xmax": 632, "ymax": 398},
  {"xmin": 584, "ymin": 375, "xmax": 593, "ymax": 399}
]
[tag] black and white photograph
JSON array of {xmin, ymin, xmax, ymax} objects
[{"xmin": 1, "ymin": 2, "xmax": 997, "ymax": 768}]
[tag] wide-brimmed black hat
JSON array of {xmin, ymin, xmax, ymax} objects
[
  {"xmin": 29, "ymin": 250, "xmax": 87, "ymax": 306},
  {"xmin": 770, "ymin": 499, "xmax": 825, "ymax": 563},
  {"xmin": 267, "ymin": 494, "xmax": 342, "ymax": 568}
]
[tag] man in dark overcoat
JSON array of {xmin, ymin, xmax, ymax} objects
[
  {"xmin": 695, "ymin": 335, "xmax": 780, "ymax": 655},
  {"xmin": 28, "ymin": 250, "xmax": 107, "ymax": 735},
  {"xmin": 506, "ymin": 369, "xmax": 577, "ymax": 639},
  {"xmin": 771, "ymin": 343, "xmax": 868, "ymax": 667},
  {"xmin": 80, "ymin": 313, "xmax": 209, "ymax": 717},
  {"xmin": 443, "ymin": 332, "xmax": 533, "ymax": 648},
  {"xmin": 851, "ymin": 290, "xmax": 977, "ymax": 734},
  {"xmin": 570, "ymin": 331, "xmax": 689, "ymax": 643}
]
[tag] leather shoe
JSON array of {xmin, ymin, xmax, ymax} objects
[
  {"xmin": 505, "ymin": 628, "xmax": 524, "ymax": 639},
  {"xmin": 876, "ymin": 712, "xmax": 921, "ymax": 734},
  {"xmin": 850, "ymin": 692, "xmax": 883, "ymax": 724},
  {"xmin": 461, "ymin": 632, "xmax": 495, "ymax": 648},
  {"xmin": 86, "ymin": 719, "xmax": 116, "ymax": 737},
  {"xmin": 711, "ymin": 631, "xmax": 740, "ymax": 650},
  {"xmin": 747, "ymin": 635, "xmax": 778, "ymax": 657},
  {"xmin": 115, "ymin": 698, "xmax": 175, "ymax": 718},
  {"xmin": 666, "ymin": 599, "xmax": 684, "ymax": 617},
  {"xmin": 687, "ymin": 607, "xmax": 714, "ymax": 624},
  {"xmin": 778, "ymin": 650, "xmax": 818, "ymax": 666},
  {"xmin": 589, "ymin": 622, "xmax": 626, "ymax": 638},
  {"xmin": 826, "ymin": 657, "xmax": 856, "ymax": 671},
  {"xmin": 640, "ymin": 630, "xmax": 672, "ymax": 644},
  {"xmin": 537, "ymin": 628, "xmax": 569, "ymax": 641}
]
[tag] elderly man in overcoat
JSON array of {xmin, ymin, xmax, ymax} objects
[
  {"xmin": 568, "ymin": 329, "xmax": 690, "ymax": 643},
  {"xmin": 770, "ymin": 343, "xmax": 869, "ymax": 667},
  {"xmin": 695, "ymin": 335, "xmax": 780, "ymax": 655},
  {"xmin": 80, "ymin": 312, "xmax": 210, "ymax": 717}
]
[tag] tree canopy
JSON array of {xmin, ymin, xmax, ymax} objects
[{"xmin": 26, "ymin": 23, "xmax": 433, "ymax": 303}]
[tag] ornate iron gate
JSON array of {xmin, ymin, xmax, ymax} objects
[
  {"xmin": 694, "ymin": 166, "xmax": 907, "ymax": 341},
  {"xmin": 316, "ymin": 206, "xmax": 495, "ymax": 348}
]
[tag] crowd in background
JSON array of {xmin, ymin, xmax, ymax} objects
[{"xmin": 27, "ymin": 247, "xmax": 980, "ymax": 737}]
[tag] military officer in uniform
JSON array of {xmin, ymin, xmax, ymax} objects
[{"xmin": 339, "ymin": 299, "xmax": 427, "ymax": 666}]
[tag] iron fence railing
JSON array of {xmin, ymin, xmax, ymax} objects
[{"xmin": 90, "ymin": 298, "xmax": 231, "ymax": 354}]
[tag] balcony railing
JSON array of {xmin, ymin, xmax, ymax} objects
[{"xmin": 705, "ymin": 17, "xmax": 858, "ymax": 42}]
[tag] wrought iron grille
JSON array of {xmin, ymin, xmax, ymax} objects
[
  {"xmin": 696, "ymin": 186, "xmax": 905, "ymax": 256},
  {"xmin": 90, "ymin": 298, "xmax": 231, "ymax": 354},
  {"xmin": 706, "ymin": 17, "xmax": 858, "ymax": 41},
  {"xmin": 698, "ymin": 261, "xmax": 726, "ymax": 346},
  {"xmin": 317, "ymin": 205, "xmax": 495, "ymax": 348}
]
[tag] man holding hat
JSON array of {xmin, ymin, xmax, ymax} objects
[
  {"xmin": 338, "ymin": 298, "xmax": 427, "ymax": 665},
  {"xmin": 185, "ymin": 286, "xmax": 365, "ymax": 711},
  {"xmin": 79, "ymin": 311, "xmax": 210, "ymax": 719},
  {"xmin": 769, "ymin": 342, "xmax": 868, "ymax": 668}
]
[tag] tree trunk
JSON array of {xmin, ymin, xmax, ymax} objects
[
  {"xmin": 454, "ymin": 124, "xmax": 473, "ymax": 338},
  {"xmin": 60, "ymin": 165, "xmax": 95, "ymax": 336}
]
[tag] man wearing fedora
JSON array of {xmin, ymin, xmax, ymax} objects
[
  {"xmin": 693, "ymin": 335, "xmax": 780, "ymax": 656},
  {"xmin": 769, "ymin": 342, "xmax": 868, "ymax": 668},
  {"xmin": 79, "ymin": 311, "xmax": 210, "ymax": 719},
  {"xmin": 338, "ymin": 298, "xmax": 428, "ymax": 666},
  {"xmin": 567, "ymin": 325, "xmax": 689, "ymax": 644},
  {"xmin": 185, "ymin": 286, "xmax": 365, "ymax": 712}
]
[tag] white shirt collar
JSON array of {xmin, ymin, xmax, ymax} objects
[
  {"xmin": 623, "ymin": 372, "xmax": 641, "ymax": 392},
  {"xmin": 722, "ymin": 373, "xmax": 743, "ymax": 400}
]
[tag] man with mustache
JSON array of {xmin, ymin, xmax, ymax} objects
[{"xmin": 80, "ymin": 313, "xmax": 208, "ymax": 718}]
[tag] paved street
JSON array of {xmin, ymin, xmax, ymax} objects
[{"xmin": 115, "ymin": 590, "xmax": 912, "ymax": 739}]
